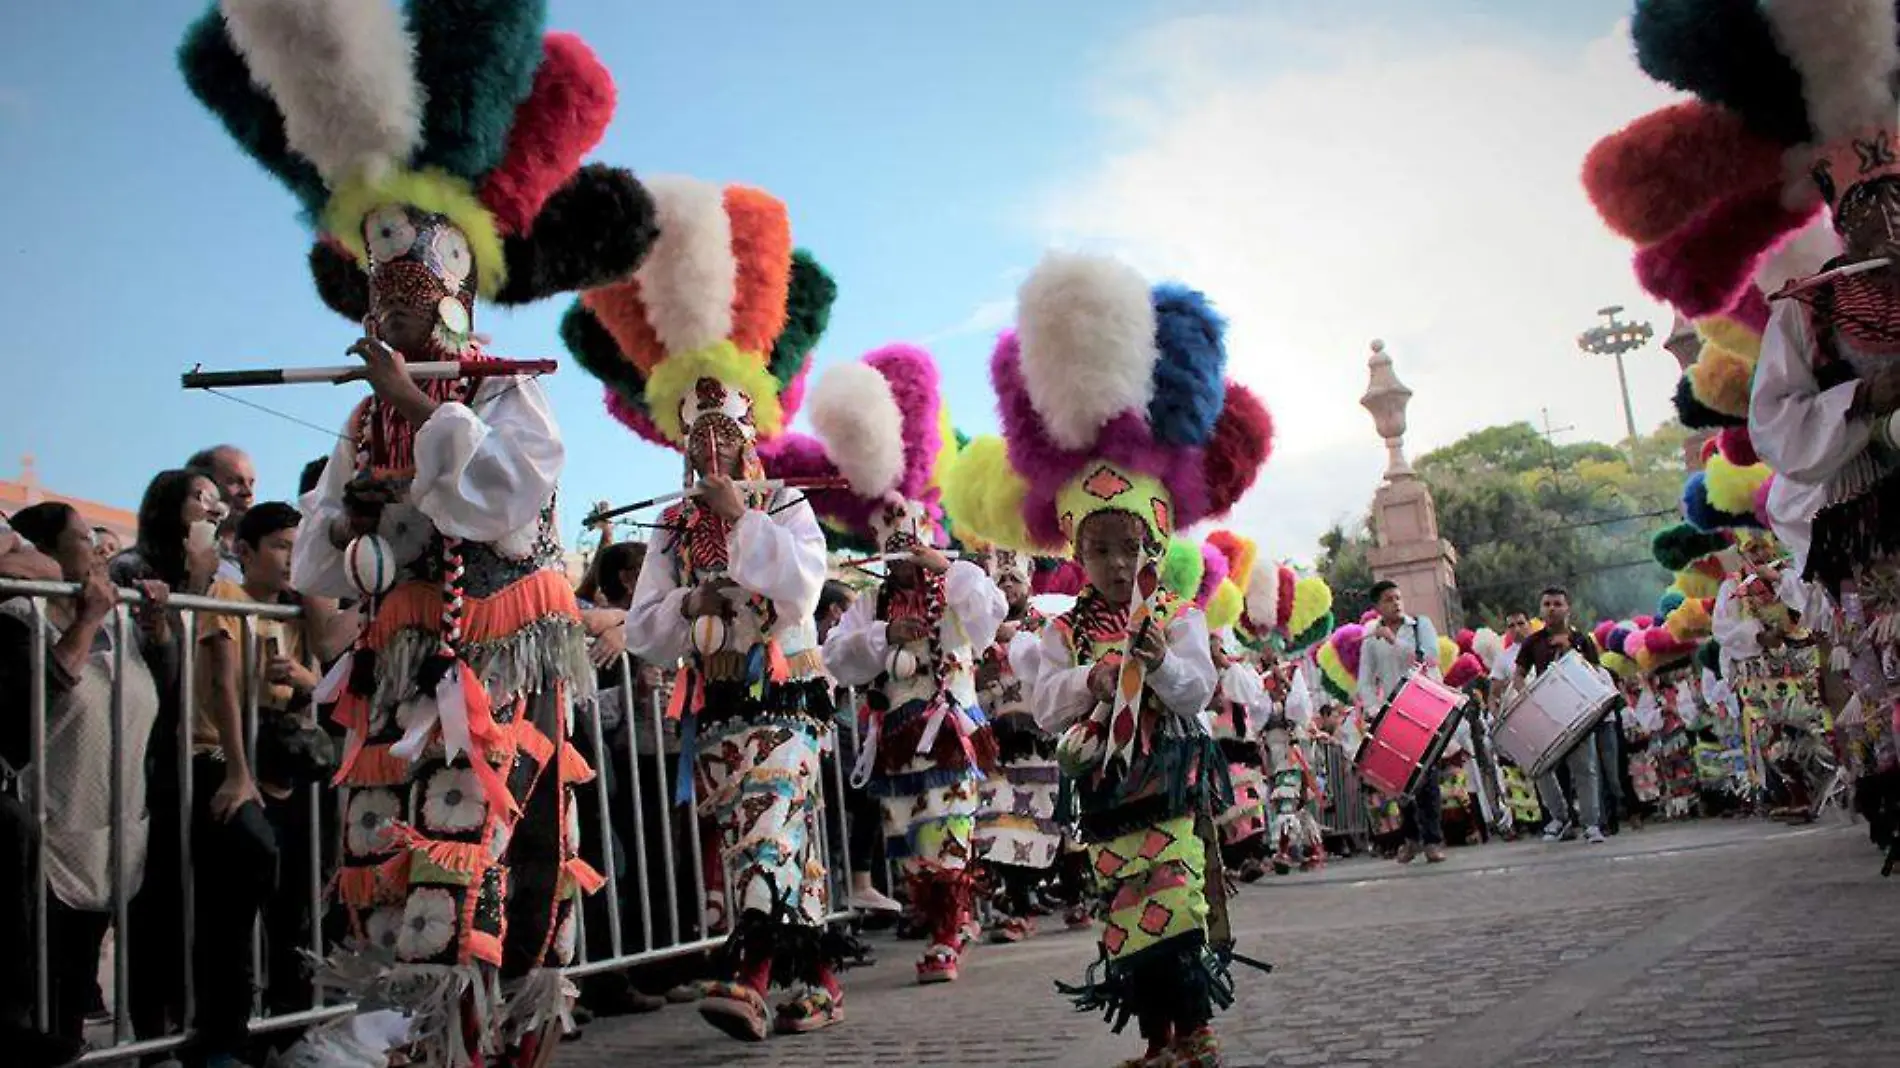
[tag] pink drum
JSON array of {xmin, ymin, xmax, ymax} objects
[{"xmin": 1353, "ymin": 671, "xmax": 1469, "ymax": 797}]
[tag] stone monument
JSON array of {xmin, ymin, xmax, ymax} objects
[{"xmin": 1360, "ymin": 340, "xmax": 1461, "ymax": 633}]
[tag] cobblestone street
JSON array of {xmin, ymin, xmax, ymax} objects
[{"xmin": 562, "ymin": 819, "xmax": 1900, "ymax": 1067}]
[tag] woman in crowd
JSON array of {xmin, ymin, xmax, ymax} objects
[
  {"xmin": 0, "ymin": 502, "xmax": 175, "ymax": 1059},
  {"xmin": 108, "ymin": 468, "xmax": 221, "ymax": 1045}
]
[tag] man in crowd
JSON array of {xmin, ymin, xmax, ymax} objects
[
  {"xmin": 1512, "ymin": 586, "xmax": 1610, "ymax": 844},
  {"xmin": 187, "ymin": 445, "xmax": 256, "ymax": 582},
  {"xmin": 1357, "ymin": 580, "xmax": 1447, "ymax": 863}
]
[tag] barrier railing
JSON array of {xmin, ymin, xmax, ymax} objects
[{"xmin": 0, "ymin": 579, "xmax": 858, "ymax": 1063}]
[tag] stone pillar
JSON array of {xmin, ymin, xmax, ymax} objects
[
  {"xmin": 1360, "ymin": 341, "xmax": 1461, "ymax": 633},
  {"xmin": 1665, "ymin": 316, "xmax": 1710, "ymax": 472}
]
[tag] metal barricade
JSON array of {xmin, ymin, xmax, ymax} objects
[{"xmin": 0, "ymin": 579, "xmax": 859, "ymax": 1062}]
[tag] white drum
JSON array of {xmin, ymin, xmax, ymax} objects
[{"xmin": 1494, "ymin": 651, "xmax": 1617, "ymax": 778}]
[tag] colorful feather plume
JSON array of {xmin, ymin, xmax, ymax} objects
[
  {"xmin": 183, "ymin": 1, "xmax": 652, "ymax": 319},
  {"xmin": 966, "ymin": 252, "xmax": 1272, "ymax": 554},
  {"xmin": 1160, "ymin": 538, "xmax": 1205, "ymax": 601},
  {"xmin": 573, "ymin": 178, "xmax": 828, "ymax": 448}
]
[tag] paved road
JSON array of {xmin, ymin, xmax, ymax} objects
[{"xmin": 561, "ymin": 819, "xmax": 1900, "ymax": 1067}]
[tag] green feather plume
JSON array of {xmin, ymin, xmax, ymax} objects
[
  {"xmin": 406, "ymin": 0, "xmax": 548, "ymax": 180},
  {"xmin": 178, "ymin": 7, "xmax": 328, "ymax": 223}
]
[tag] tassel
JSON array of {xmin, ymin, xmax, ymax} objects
[
  {"xmin": 666, "ymin": 664, "xmax": 692, "ymax": 721},
  {"xmin": 315, "ymin": 652, "xmax": 354, "ymax": 705},
  {"xmin": 675, "ymin": 714, "xmax": 699, "ymax": 806}
]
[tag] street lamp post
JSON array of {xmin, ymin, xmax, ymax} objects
[{"xmin": 1576, "ymin": 305, "xmax": 1653, "ymax": 454}]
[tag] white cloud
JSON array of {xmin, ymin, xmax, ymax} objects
[
  {"xmin": 921, "ymin": 295, "xmax": 1016, "ymax": 344},
  {"xmin": 1041, "ymin": 13, "xmax": 1683, "ymax": 565}
]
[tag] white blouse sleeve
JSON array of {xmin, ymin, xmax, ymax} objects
[
  {"xmin": 411, "ymin": 375, "xmax": 564, "ymax": 543},
  {"xmin": 1222, "ymin": 663, "xmax": 1267, "ymax": 715},
  {"xmin": 1711, "ymin": 578, "xmax": 1763, "ymax": 662},
  {"xmin": 1028, "ymin": 625, "xmax": 1094, "ymax": 734},
  {"xmin": 290, "ymin": 436, "xmax": 357, "ymax": 601},
  {"xmin": 1149, "ymin": 608, "xmax": 1218, "ymax": 719},
  {"xmin": 1751, "ymin": 300, "xmax": 1871, "ymax": 486},
  {"xmin": 1284, "ymin": 664, "xmax": 1315, "ymax": 724},
  {"xmin": 1006, "ymin": 627, "xmax": 1046, "ymax": 688},
  {"xmin": 822, "ymin": 593, "xmax": 888, "ymax": 687},
  {"xmin": 624, "ymin": 535, "xmax": 690, "ymax": 666},
  {"xmin": 943, "ymin": 560, "xmax": 1007, "ymax": 652},
  {"xmin": 728, "ymin": 491, "xmax": 828, "ymax": 624}
]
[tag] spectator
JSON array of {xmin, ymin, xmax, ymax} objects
[
  {"xmin": 111, "ymin": 468, "xmax": 224, "ymax": 596},
  {"xmin": 571, "ymin": 541, "xmax": 666, "ymax": 1017},
  {"xmin": 110, "ymin": 468, "xmax": 224, "ymax": 1045},
  {"xmin": 90, "ymin": 528, "xmax": 122, "ymax": 568},
  {"xmin": 296, "ymin": 458, "xmax": 328, "ymax": 500},
  {"xmin": 202, "ymin": 503, "xmax": 328, "ymax": 1024},
  {"xmin": 186, "ymin": 445, "xmax": 256, "ymax": 582},
  {"xmin": 0, "ymin": 503, "xmax": 175, "ymax": 1060},
  {"xmin": 815, "ymin": 581, "xmax": 897, "ymax": 912},
  {"xmin": 0, "ymin": 517, "xmax": 61, "ymax": 583}
]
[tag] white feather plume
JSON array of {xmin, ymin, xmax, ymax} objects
[
  {"xmin": 811, "ymin": 361, "xmax": 904, "ymax": 499},
  {"xmin": 221, "ymin": 0, "xmax": 421, "ymax": 186},
  {"xmin": 1761, "ymin": 0, "xmax": 1899, "ymax": 143},
  {"xmin": 1471, "ymin": 628, "xmax": 1504, "ymax": 671},
  {"xmin": 1753, "ymin": 214, "xmax": 1843, "ymax": 294},
  {"xmin": 1016, "ymin": 251, "xmax": 1158, "ymax": 451},
  {"xmin": 634, "ymin": 176, "xmax": 738, "ymax": 357},
  {"xmin": 1245, "ymin": 560, "xmax": 1280, "ymax": 632}
]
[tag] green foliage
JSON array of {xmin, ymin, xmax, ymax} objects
[{"xmin": 1317, "ymin": 420, "xmax": 1687, "ymax": 629}]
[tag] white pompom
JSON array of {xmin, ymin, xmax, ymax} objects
[
  {"xmin": 887, "ymin": 647, "xmax": 920, "ymax": 680},
  {"xmin": 344, "ymin": 534, "xmax": 397, "ymax": 597},
  {"xmin": 692, "ymin": 614, "xmax": 728, "ymax": 657}
]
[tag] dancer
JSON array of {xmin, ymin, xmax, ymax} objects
[
  {"xmin": 811, "ymin": 347, "xmax": 1004, "ymax": 985},
  {"xmin": 970, "ymin": 547, "xmax": 1061, "ymax": 943},
  {"xmin": 1207, "ymin": 633, "xmax": 1273, "ymax": 879},
  {"xmin": 1262, "ymin": 710, "xmax": 1325, "ymax": 874},
  {"xmin": 568, "ymin": 174, "xmax": 847, "ymax": 1040},
  {"xmin": 953, "ymin": 252, "xmax": 1276, "ymax": 1067},
  {"xmin": 1713, "ymin": 536, "xmax": 1830, "ymax": 819},
  {"xmin": 181, "ymin": 5, "xmax": 656, "ymax": 1063}
]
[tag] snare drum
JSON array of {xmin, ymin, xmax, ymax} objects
[
  {"xmin": 1494, "ymin": 651, "xmax": 1616, "ymax": 778},
  {"xmin": 1353, "ymin": 671, "xmax": 1468, "ymax": 797}
]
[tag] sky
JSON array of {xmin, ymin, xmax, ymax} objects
[{"xmin": 0, "ymin": 0, "xmax": 1681, "ymax": 565}]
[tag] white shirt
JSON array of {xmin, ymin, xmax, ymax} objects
[
  {"xmin": 823, "ymin": 560, "xmax": 1007, "ymax": 710},
  {"xmin": 625, "ymin": 487, "xmax": 830, "ymax": 665},
  {"xmin": 292, "ymin": 375, "xmax": 566, "ymax": 600},
  {"xmin": 1357, "ymin": 614, "xmax": 1440, "ymax": 707}
]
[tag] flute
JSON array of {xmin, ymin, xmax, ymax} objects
[
  {"xmin": 834, "ymin": 549, "xmax": 963, "ymax": 570},
  {"xmin": 1770, "ymin": 257, "xmax": 1893, "ymax": 300},
  {"xmin": 583, "ymin": 476, "xmax": 851, "ymax": 527},
  {"xmin": 181, "ymin": 358, "xmax": 558, "ymax": 389}
]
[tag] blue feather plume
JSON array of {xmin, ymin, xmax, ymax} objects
[
  {"xmin": 1657, "ymin": 589, "xmax": 1686, "ymax": 619},
  {"xmin": 1147, "ymin": 284, "xmax": 1228, "ymax": 448},
  {"xmin": 1682, "ymin": 471, "xmax": 1760, "ymax": 531}
]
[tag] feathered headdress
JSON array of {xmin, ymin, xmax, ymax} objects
[
  {"xmin": 758, "ymin": 344, "xmax": 952, "ymax": 553},
  {"xmin": 943, "ymin": 252, "xmax": 1274, "ymax": 554},
  {"xmin": 1582, "ymin": 0, "xmax": 1892, "ymax": 321},
  {"xmin": 182, "ymin": 0, "xmax": 657, "ymax": 340},
  {"xmin": 562, "ymin": 176, "xmax": 836, "ymax": 455}
]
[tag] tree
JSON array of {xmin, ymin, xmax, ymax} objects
[{"xmin": 1316, "ymin": 421, "xmax": 1685, "ymax": 629}]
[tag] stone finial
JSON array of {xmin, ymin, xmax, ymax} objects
[{"xmin": 1360, "ymin": 340, "xmax": 1414, "ymax": 479}]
